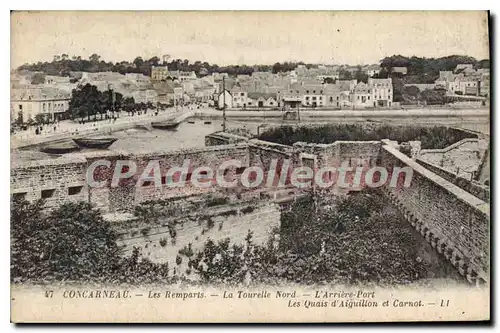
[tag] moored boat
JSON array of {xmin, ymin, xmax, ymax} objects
[
  {"xmin": 41, "ymin": 142, "xmax": 81, "ymax": 154},
  {"xmin": 151, "ymin": 121, "xmax": 180, "ymax": 130},
  {"xmin": 73, "ymin": 137, "xmax": 118, "ymax": 149}
]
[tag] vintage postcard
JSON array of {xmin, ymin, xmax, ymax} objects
[{"xmin": 10, "ymin": 11, "xmax": 490, "ymax": 323}]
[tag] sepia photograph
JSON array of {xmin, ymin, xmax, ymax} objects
[{"xmin": 9, "ymin": 10, "xmax": 490, "ymax": 323}]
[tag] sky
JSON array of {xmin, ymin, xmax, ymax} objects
[{"xmin": 10, "ymin": 11, "xmax": 490, "ymax": 68}]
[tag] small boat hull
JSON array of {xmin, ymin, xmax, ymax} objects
[
  {"xmin": 203, "ymin": 121, "xmax": 212, "ymax": 125},
  {"xmin": 151, "ymin": 121, "xmax": 180, "ymax": 130},
  {"xmin": 41, "ymin": 143, "xmax": 81, "ymax": 154},
  {"xmin": 73, "ymin": 137, "xmax": 118, "ymax": 149}
]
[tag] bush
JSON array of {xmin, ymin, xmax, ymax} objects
[
  {"xmin": 178, "ymin": 243, "xmax": 194, "ymax": 258},
  {"xmin": 140, "ymin": 227, "xmax": 151, "ymax": 236},
  {"xmin": 258, "ymin": 124, "xmax": 477, "ymax": 149},
  {"xmin": 219, "ymin": 209, "xmax": 238, "ymax": 217},
  {"xmin": 241, "ymin": 206, "xmax": 255, "ymax": 214},
  {"xmin": 206, "ymin": 197, "xmax": 229, "ymax": 207},
  {"xmin": 159, "ymin": 238, "xmax": 168, "ymax": 247}
]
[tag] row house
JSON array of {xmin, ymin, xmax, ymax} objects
[
  {"xmin": 368, "ymin": 78, "xmax": 393, "ymax": 107},
  {"xmin": 350, "ymin": 78, "xmax": 393, "ymax": 108},
  {"xmin": 246, "ymin": 93, "xmax": 278, "ymax": 108},
  {"xmin": 362, "ymin": 64, "xmax": 382, "ymax": 77},
  {"xmin": 435, "ymin": 70, "xmax": 486, "ymax": 96},
  {"xmin": 152, "ymin": 82, "xmax": 175, "ymax": 105},
  {"xmin": 125, "ymin": 73, "xmax": 151, "ymax": 84},
  {"xmin": 44, "ymin": 75, "xmax": 71, "ymax": 85},
  {"xmin": 323, "ymin": 85, "xmax": 349, "ymax": 108},
  {"xmin": 301, "ymin": 84, "xmax": 326, "ymax": 107},
  {"xmin": 193, "ymin": 80, "xmax": 215, "ymax": 103},
  {"xmin": 454, "ymin": 64, "xmax": 474, "ymax": 73},
  {"xmin": 229, "ymin": 85, "xmax": 249, "ymax": 108},
  {"xmin": 217, "ymin": 90, "xmax": 233, "ymax": 109},
  {"xmin": 11, "ymin": 86, "xmax": 70, "ymax": 122},
  {"xmin": 351, "ymin": 82, "xmax": 372, "ymax": 107},
  {"xmin": 392, "ymin": 67, "xmax": 408, "ymax": 75},
  {"xmin": 131, "ymin": 89, "xmax": 158, "ymax": 104},
  {"xmin": 151, "ymin": 66, "xmax": 170, "ymax": 81},
  {"xmin": 169, "ymin": 70, "xmax": 198, "ymax": 82}
]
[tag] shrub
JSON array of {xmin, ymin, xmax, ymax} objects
[
  {"xmin": 206, "ymin": 197, "xmax": 229, "ymax": 207},
  {"xmin": 159, "ymin": 237, "xmax": 167, "ymax": 247},
  {"xmin": 140, "ymin": 227, "xmax": 151, "ymax": 236},
  {"xmin": 219, "ymin": 209, "xmax": 238, "ymax": 217},
  {"xmin": 241, "ymin": 206, "xmax": 255, "ymax": 214},
  {"xmin": 179, "ymin": 243, "xmax": 194, "ymax": 258}
]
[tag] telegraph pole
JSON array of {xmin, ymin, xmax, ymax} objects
[{"xmin": 222, "ymin": 76, "xmax": 226, "ymax": 132}]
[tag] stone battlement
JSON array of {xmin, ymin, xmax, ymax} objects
[{"xmin": 10, "ymin": 132, "xmax": 490, "ymax": 284}]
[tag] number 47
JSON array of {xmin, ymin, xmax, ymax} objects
[{"xmin": 45, "ymin": 290, "xmax": 54, "ymax": 298}]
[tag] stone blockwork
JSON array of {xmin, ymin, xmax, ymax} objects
[
  {"xmin": 11, "ymin": 130, "xmax": 490, "ymax": 284},
  {"xmin": 11, "ymin": 144, "xmax": 251, "ymax": 213},
  {"xmin": 419, "ymin": 138, "xmax": 488, "ymax": 177},
  {"xmin": 11, "ymin": 156, "xmax": 88, "ymax": 209},
  {"xmin": 115, "ymin": 201, "xmax": 281, "ymax": 273},
  {"xmin": 417, "ymin": 158, "xmax": 490, "ymax": 202},
  {"xmin": 381, "ymin": 144, "xmax": 489, "ymax": 284}
]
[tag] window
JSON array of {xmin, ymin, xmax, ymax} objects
[
  {"xmin": 270, "ymin": 102, "xmax": 274, "ymax": 105},
  {"xmin": 302, "ymin": 158, "xmax": 315, "ymax": 169},
  {"xmin": 388, "ymin": 89, "xmax": 391, "ymax": 93},
  {"xmin": 313, "ymin": 90, "xmax": 316, "ymax": 94},
  {"xmin": 306, "ymin": 96, "xmax": 310, "ymax": 100},
  {"xmin": 329, "ymin": 97, "xmax": 333, "ymax": 102},
  {"xmin": 41, "ymin": 189, "xmax": 55, "ymax": 199},
  {"xmin": 312, "ymin": 96, "xmax": 317, "ymax": 100},
  {"xmin": 240, "ymin": 92, "xmax": 244, "ymax": 96},
  {"xmin": 68, "ymin": 186, "xmax": 83, "ymax": 195},
  {"xmin": 320, "ymin": 90, "xmax": 323, "ymax": 94},
  {"xmin": 306, "ymin": 90, "xmax": 309, "ymax": 94},
  {"xmin": 18, "ymin": 105, "xmax": 22, "ymax": 110},
  {"xmin": 12, "ymin": 192, "xmax": 27, "ymax": 200},
  {"xmin": 368, "ymin": 96, "xmax": 370, "ymax": 100},
  {"xmin": 337, "ymin": 96, "xmax": 339, "ymax": 100},
  {"xmin": 357, "ymin": 96, "xmax": 360, "ymax": 100}
]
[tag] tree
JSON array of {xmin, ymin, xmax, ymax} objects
[
  {"xmin": 123, "ymin": 97, "xmax": 136, "ymax": 113},
  {"xmin": 89, "ymin": 53, "xmax": 101, "ymax": 63},
  {"xmin": 148, "ymin": 56, "xmax": 160, "ymax": 66},
  {"xmin": 11, "ymin": 199, "xmax": 172, "ymax": 285},
  {"xmin": 133, "ymin": 57, "xmax": 144, "ymax": 69},
  {"xmin": 419, "ymin": 88, "xmax": 447, "ymax": 105},
  {"xmin": 69, "ymin": 84, "xmax": 103, "ymax": 120},
  {"xmin": 339, "ymin": 69, "xmax": 352, "ymax": 80},
  {"xmin": 323, "ymin": 77, "xmax": 335, "ymax": 84},
  {"xmin": 11, "ymin": 200, "xmax": 120, "ymax": 282},
  {"xmin": 30, "ymin": 72, "xmax": 46, "ymax": 85}
]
